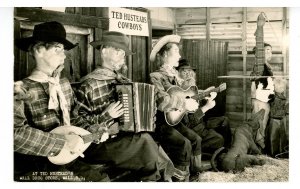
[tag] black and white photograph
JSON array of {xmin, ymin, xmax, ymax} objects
[{"xmin": 1, "ymin": 1, "xmax": 299, "ymax": 186}]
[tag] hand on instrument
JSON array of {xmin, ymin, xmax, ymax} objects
[
  {"xmin": 201, "ymin": 96, "xmax": 216, "ymax": 113},
  {"xmin": 105, "ymin": 101, "xmax": 124, "ymax": 118},
  {"xmin": 209, "ymin": 92, "xmax": 217, "ymax": 100},
  {"xmin": 64, "ymin": 134, "xmax": 85, "ymax": 157},
  {"xmin": 106, "ymin": 121, "xmax": 119, "ymax": 136},
  {"xmin": 204, "ymin": 86, "xmax": 215, "ymax": 92},
  {"xmin": 185, "ymin": 98, "xmax": 199, "ymax": 112}
]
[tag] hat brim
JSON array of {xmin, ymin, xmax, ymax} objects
[
  {"xmin": 150, "ymin": 35, "xmax": 181, "ymax": 62},
  {"xmin": 16, "ymin": 36, "xmax": 77, "ymax": 52},
  {"xmin": 90, "ymin": 41, "xmax": 134, "ymax": 55},
  {"xmin": 177, "ymin": 65, "xmax": 196, "ymax": 70}
]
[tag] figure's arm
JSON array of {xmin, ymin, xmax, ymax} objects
[
  {"xmin": 150, "ymin": 73, "xmax": 185, "ymax": 112},
  {"xmin": 71, "ymin": 82, "xmax": 113, "ymax": 133},
  {"xmin": 188, "ymin": 92, "xmax": 216, "ymax": 125},
  {"xmin": 14, "ymin": 99, "xmax": 66, "ymax": 157}
]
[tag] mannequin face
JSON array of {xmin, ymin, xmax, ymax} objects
[
  {"xmin": 178, "ymin": 68, "xmax": 195, "ymax": 80},
  {"xmin": 35, "ymin": 43, "xmax": 66, "ymax": 75},
  {"xmin": 163, "ymin": 43, "xmax": 181, "ymax": 68},
  {"xmin": 264, "ymin": 46, "xmax": 272, "ymax": 62},
  {"xmin": 102, "ymin": 46, "xmax": 126, "ymax": 71}
]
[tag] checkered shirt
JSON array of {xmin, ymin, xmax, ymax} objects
[
  {"xmin": 72, "ymin": 78, "xmax": 117, "ymax": 133},
  {"xmin": 14, "ymin": 78, "xmax": 75, "ymax": 157}
]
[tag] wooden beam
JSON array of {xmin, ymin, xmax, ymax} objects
[
  {"xmin": 147, "ymin": 10, "xmax": 152, "ymax": 82},
  {"xmin": 206, "ymin": 7, "xmax": 211, "ymax": 40},
  {"xmin": 206, "ymin": 8, "xmax": 211, "ymax": 77},
  {"xmin": 242, "ymin": 8, "xmax": 248, "ymax": 120},
  {"xmin": 282, "ymin": 7, "xmax": 288, "ymax": 75},
  {"xmin": 87, "ymin": 28, "xmax": 94, "ymax": 73},
  {"xmin": 14, "ymin": 7, "xmax": 109, "ymax": 29}
]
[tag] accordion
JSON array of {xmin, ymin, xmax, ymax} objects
[{"xmin": 115, "ymin": 82, "xmax": 156, "ymax": 133}]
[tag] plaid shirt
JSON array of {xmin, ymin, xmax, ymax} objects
[
  {"xmin": 72, "ymin": 77, "xmax": 117, "ymax": 133},
  {"xmin": 14, "ymin": 78, "xmax": 75, "ymax": 157}
]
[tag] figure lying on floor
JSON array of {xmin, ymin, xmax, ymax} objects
[{"xmin": 213, "ymin": 109, "xmax": 266, "ymax": 172}]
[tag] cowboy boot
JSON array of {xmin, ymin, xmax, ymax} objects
[
  {"xmin": 173, "ymin": 165, "xmax": 190, "ymax": 182},
  {"xmin": 191, "ymin": 154, "xmax": 202, "ymax": 173}
]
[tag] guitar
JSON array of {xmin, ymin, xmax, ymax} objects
[
  {"xmin": 48, "ymin": 124, "xmax": 118, "ymax": 165},
  {"xmin": 164, "ymin": 83, "xmax": 226, "ymax": 126},
  {"xmin": 253, "ymin": 12, "xmax": 274, "ymax": 103}
]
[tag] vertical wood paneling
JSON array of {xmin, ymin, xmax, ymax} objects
[
  {"xmin": 14, "ymin": 19, "xmax": 21, "ymax": 81},
  {"xmin": 181, "ymin": 39, "xmax": 228, "ymax": 117},
  {"xmin": 131, "ymin": 36, "xmax": 148, "ymax": 82}
]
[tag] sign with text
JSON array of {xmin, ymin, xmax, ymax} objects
[{"xmin": 109, "ymin": 7, "xmax": 149, "ymax": 37}]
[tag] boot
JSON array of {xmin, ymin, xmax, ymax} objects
[
  {"xmin": 191, "ymin": 154, "xmax": 202, "ymax": 173},
  {"xmin": 173, "ymin": 165, "xmax": 190, "ymax": 182}
]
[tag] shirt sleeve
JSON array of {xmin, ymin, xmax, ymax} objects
[
  {"xmin": 150, "ymin": 72, "xmax": 184, "ymax": 112},
  {"xmin": 71, "ymin": 83, "xmax": 112, "ymax": 133},
  {"xmin": 14, "ymin": 99, "xmax": 66, "ymax": 157}
]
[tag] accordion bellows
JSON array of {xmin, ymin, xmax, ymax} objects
[{"xmin": 115, "ymin": 82, "xmax": 156, "ymax": 133}]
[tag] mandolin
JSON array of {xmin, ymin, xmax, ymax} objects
[{"xmin": 164, "ymin": 83, "xmax": 226, "ymax": 126}]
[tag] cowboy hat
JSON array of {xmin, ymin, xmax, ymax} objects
[
  {"xmin": 90, "ymin": 31, "xmax": 134, "ymax": 55},
  {"xmin": 177, "ymin": 58, "xmax": 196, "ymax": 70},
  {"xmin": 150, "ymin": 35, "xmax": 181, "ymax": 62},
  {"xmin": 15, "ymin": 21, "xmax": 77, "ymax": 52}
]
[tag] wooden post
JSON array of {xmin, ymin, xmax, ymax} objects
[
  {"xmin": 242, "ymin": 7, "xmax": 247, "ymax": 120},
  {"xmin": 147, "ymin": 9, "xmax": 152, "ymax": 82},
  {"xmin": 282, "ymin": 7, "xmax": 288, "ymax": 76},
  {"xmin": 206, "ymin": 7, "xmax": 211, "ymax": 73},
  {"xmin": 206, "ymin": 7, "xmax": 211, "ymax": 41},
  {"xmin": 87, "ymin": 28, "xmax": 94, "ymax": 73}
]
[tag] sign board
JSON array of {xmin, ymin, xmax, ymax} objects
[{"xmin": 109, "ymin": 7, "xmax": 149, "ymax": 37}]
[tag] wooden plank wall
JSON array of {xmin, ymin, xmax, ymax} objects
[
  {"xmin": 146, "ymin": 7, "xmax": 175, "ymax": 29},
  {"xmin": 66, "ymin": 7, "xmax": 151, "ymax": 83},
  {"xmin": 174, "ymin": 7, "xmax": 289, "ymax": 128}
]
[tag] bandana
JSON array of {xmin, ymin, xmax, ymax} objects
[
  {"xmin": 27, "ymin": 65, "xmax": 70, "ymax": 126},
  {"xmin": 80, "ymin": 67, "xmax": 131, "ymax": 83}
]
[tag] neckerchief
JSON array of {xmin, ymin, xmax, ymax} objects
[
  {"xmin": 159, "ymin": 64, "xmax": 184, "ymax": 86},
  {"xmin": 27, "ymin": 65, "xmax": 70, "ymax": 126},
  {"xmin": 80, "ymin": 67, "xmax": 131, "ymax": 83}
]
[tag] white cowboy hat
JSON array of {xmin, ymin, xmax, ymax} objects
[{"xmin": 150, "ymin": 35, "xmax": 181, "ymax": 62}]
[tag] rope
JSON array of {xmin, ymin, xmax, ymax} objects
[
  {"xmin": 261, "ymin": 12, "xmax": 281, "ymax": 44},
  {"xmin": 274, "ymin": 145, "xmax": 289, "ymax": 159}
]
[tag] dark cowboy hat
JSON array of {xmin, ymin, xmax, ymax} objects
[
  {"xmin": 15, "ymin": 21, "xmax": 77, "ymax": 52},
  {"xmin": 90, "ymin": 31, "xmax": 134, "ymax": 55},
  {"xmin": 150, "ymin": 35, "xmax": 181, "ymax": 62},
  {"xmin": 177, "ymin": 58, "xmax": 196, "ymax": 70}
]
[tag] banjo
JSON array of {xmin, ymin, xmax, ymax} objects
[{"xmin": 48, "ymin": 124, "xmax": 118, "ymax": 165}]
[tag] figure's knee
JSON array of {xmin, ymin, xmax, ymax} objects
[
  {"xmin": 139, "ymin": 133, "xmax": 155, "ymax": 143},
  {"xmin": 182, "ymin": 137, "xmax": 193, "ymax": 152},
  {"xmin": 214, "ymin": 133, "xmax": 225, "ymax": 148},
  {"xmin": 222, "ymin": 116, "xmax": 230, "ymax": 127},
  {"xmin": 195, "ymin": 134, "xmax": 202, "ymax": 145}
]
